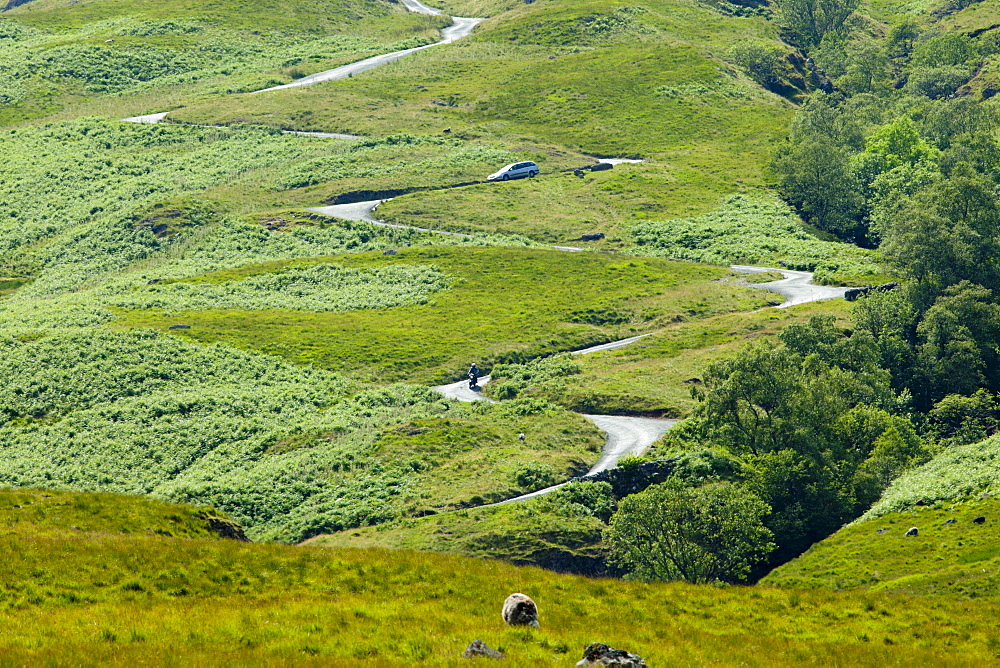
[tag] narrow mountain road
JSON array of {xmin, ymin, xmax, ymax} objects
[
  {"xmin": 255, "ymin": 15, "xmax": 483, "ymax": 92},
  {"xmin": 431, "ymin": 335, "xmax": 679, "ymax": 505},
  {"xmin": 732, "ymin": 265, "xmax": 850, "ymax": 308}
]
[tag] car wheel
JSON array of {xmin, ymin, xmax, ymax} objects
[
  {"xmin": 528, "ymin": 171, "xmax": 537, "ymax": 178},
  {"xmin": 502, "ymin": 174, "xmax": 509, "ymax": 181}
]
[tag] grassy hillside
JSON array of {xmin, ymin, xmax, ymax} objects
[
  {"xmin": 0, "ymin": 328, "xmax": 606, "ymax": 543},
  {"xmin": 1, "ymin": 488, "xmax": 999, "ymax": 664},
  {"xmin": 169, "ymin": 0, "xmax": 795, "ymax": 225},
  {"xmin": 117, "ymin": 246, "xmax": 777, "ymax": 383},
  {"xmin": 0, "ymin": 0, "xmax": 444, "ymax": 125},
  {"xmin": 763, "ymin": 497, "xmax": 1000, "ymax": 601},
  {"xmin": 485, "ymin": 299, "xmax": 852, "ymax": 416}
]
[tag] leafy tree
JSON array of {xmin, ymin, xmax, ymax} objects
[
  {"xmin": 852, "ymin": 426, "xmax": 930, "ymax": 507},
  {"xmin": 915, "ymin": 282, "xmax": 1000, "ymax": 402},
  {"xmin": 729, "ymin": 40, "xmax": 793, "ymax": 90},
  {"xmin": 605, "ymin": 482, "xmax": 774, "ymax": 583},
  {"xmin": 772, "ymin": 0, "xmax": 860, "ymax": 47},
  {"xmin": 928, "ymin": 389, "xmax": 1000, "ymax": 446},
  {"xmin": 770, "ymin": 139, "xmax": 865, "ymax": 239},
  {"xmin": 878, "ymin": 166, "xmax": 1000, "ymax": 294}
]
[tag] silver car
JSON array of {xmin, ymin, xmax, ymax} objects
[{"xmin": 487, "ymin": 161, "xmax": 539, "ymax": 181}]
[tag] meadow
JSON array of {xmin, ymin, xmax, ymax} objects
[
  {"xmin": 169, "ymin": 0, "xmax": 795, "ymax": 226},
  {"xmin": 1, "ymin": 488, "xmax": 999, "ymax": 664},
  {"xmin": 116, "ymin": 246, "xmax": 777, "ymax": 383},
  {"xmin": 764, "ymin": 497, "xmax": 1000, "ymax": 601},
  {"xmin": 0, "ymin": 0, "xmax": 446, "ymax": 125},
  {"xmin": 485, "ymin": 299, "xmax": 851, "ymax": 416}
]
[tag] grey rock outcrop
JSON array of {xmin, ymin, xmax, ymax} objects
[
  {"xmin": 576, "ymin": 643, "xmax": 647, "ymax": 667},
  {"xmin": 463, "ymin": 639, "xmax": 504, "ymax": 659}
]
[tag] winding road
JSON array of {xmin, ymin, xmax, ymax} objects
[
  {"xmin": 123, "ymin": 1, "xmax": 858, "ymax": 506},
  {"xmin": 731, "ymin": 265, "xmax": 850, "ymax": 308},
  {"xmin": 431, "ymin": 337, "xmax": 680, "ymax": 506}
]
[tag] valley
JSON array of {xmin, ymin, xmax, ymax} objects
[{"xmin": 2, "ymin": 0, "xmax": 1000, "ymax": 661}]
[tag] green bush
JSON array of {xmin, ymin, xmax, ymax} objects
[{"xmin": 512, "ymin": 462, "xmax": 559, "ymax": 491}]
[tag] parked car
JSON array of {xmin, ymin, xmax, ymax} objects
[{"xmin": 487, "ymin": 161, "xmax": 539, "ymax": 181}]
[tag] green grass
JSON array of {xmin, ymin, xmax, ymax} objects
[
  {"xmin": 860, "ymin": 432, "xmax": 1000, "ymax": 521},
  {"xmin": 0, "ymin": 328, "xmax": 606, "ymax": 544},
  {"xmin": 0, "ymin": 487, "xmax": 239, "ymax": 540},
  {"xmin": 1, "ymin": 487, "xmax": 1000, "ymax": 664},
  {"xmin": 115, "ymin": 246, "xmax": 777, "ymax": 383},
  {"xmin": 487, "ymin": 299, "xmax": 852, "ymax": 416},
  {"xmin": 309, "ymin": 484, "xmax": 611, "ymax": 574},
  {"xmin": 375, "ymin": 162, "xmax": 726, "ymax": 246},
  {"xmin": 763, "ymin": 497, "xmax": 1000, "ymax": 601},
  {"xmin": 0, "ymin": 1, "xmax": 445, "ymax": 126},
  {"xmin": 169, "ymin": 0, "xmax": 793, "ymax": 223}
]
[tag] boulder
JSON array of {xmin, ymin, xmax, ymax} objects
[
  {"xmin": 974, "ymin": 516, "xmax": 987, "ymax": 524},
  {"xmin": 943, "ymin": 518, "xmax": 957, "ymax": 525},
  {"xmin": 168, "ymin": 324, "xmax": 191, "ymax": 330},
  {"xmin": 463, "ymin": 639, "xmax": 504, "ymax": 659},
  {"xmin": 904, "ymin": 527, "xmax": 919, "ymax": 536},
  {"xmin": 383, "ymin": 249, "xmax": 398, "ymax": 255},
  {"xmin": 590, "ymin": 162, "xmax": 614, "ymax": 172},
  {"xmin": 581, "ymin": 232, "xmax": 606, "ymax": 241},
  {"xmin": 576, "ymin": 643, "xmax": 647, "ymax": 667},
  {"xmin": 502, "ymin": 593, "xmax": 539, "ymax": 628}
]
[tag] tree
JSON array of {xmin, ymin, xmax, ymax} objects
[
  {"xmin": 773, "ymin": 0, "xmax": 860, "ymax": 47},
  {"xmin": 771, "ymin": 139, "xmax": 865, "ymax": 239},
  {"xmin": 605, "ymin": 482, "xmax": 774, "ymax": 584}
]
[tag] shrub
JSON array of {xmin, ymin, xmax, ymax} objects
[{"xmin": 512, "ymin": 463, "xmax": 559, "ymax": 491}]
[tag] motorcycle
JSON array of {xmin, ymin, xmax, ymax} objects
[{"xmin": 468, "ymin": 372, "xmax": 479, "ymax": 390}]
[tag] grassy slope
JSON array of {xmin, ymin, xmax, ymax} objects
[
  {"xmin": 308, "ymin": 497, "xmax": 611, "ymax": 574},
  {"xmin": 1, "ymin": 489, "xmax": 999, "ymax": 664},
  {"xmin": 116, "ymin": 246, "xmax": 777, "ymax": 383},
  {"xmin": 509, "ymin": 299, "xmax": 852, "ymax": 417},
  {"xmin": 171, "ymin": 0, "xmax": 793, "ymax": 224},
  {"xmin": 763, "ymin": 497, "xmax": 1000, "ymax": 601},
  {"xmin": 0, "ymin": 0, "xmax": 445, "ymax": 126}
]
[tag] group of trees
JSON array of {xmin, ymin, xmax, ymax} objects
[{"xmin": 604, "ymin": 2, "xmax": 1000, "ymax": 582}]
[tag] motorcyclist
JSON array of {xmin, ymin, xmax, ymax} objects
[{"xmin": 468, "ymin": 362, "xmax": 480, "ymax": 388}]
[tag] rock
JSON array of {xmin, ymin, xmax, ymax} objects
[
  {"xmin": 876, "ymin": 528, "xmax": 889, "ymax": 534},
  {"xmin": 576, "ymin": 642, "xmax": 647, "ymax": 667},
  {"xmin": 845, "ymin": 282, "xmax": 900, "ymax": 302},
  {"xmin": 974, "ymin": 516, "xmax": 987, "ymax": 524},
  {"xmin": 905, "ymin": 527, "xmax": 919, "ymax": 536},
  {"xmin": 168, "ymin": 324, "xmax": 191, "ymax": 330},
  {"xmin": 196, "ymin": 512, "xmax": 250, "ymax": 542},
  {"xmin": 147, "ymin": 278, "xmax": 163, "ymax": 285},
  {"xmin": 383, "ymin": 249, "xmax": 398, "ymax": 255},
  {"xmin": 844, "ymin": 287, "xmax": 864, "ymax": 302},
  {"xmin": 574, "ymin": 169, "xmax": 585, "ymax": 178},
  {"xmin": 443, "ymin": 127, "xmax": 452, "ymax": 133},
  {"xmin": 983, "ymin": 85, "xmax": 998, "ymax": 100},
  {"xmin": 682, "ymin": 378, "xmax": 702, "ymax": 384},
  {"xmin": 581, "ymin": 232, "xmax": 605, "ymax": 241},
  {"xmin": 502, "ymin": 593, "xmax": 539, "ymax": 628},
  {"xmin": 590, "ymin": 162, "xmax": 613, "ymax": 172},
  {"xmin": 943, "ymin": 518, "xmax": 957, "ymax": 525},
  {"xmin": 915, "ymin": 499, "xmax": 928, "ymax": 506},
  {"xmin": 463, "ymin": 639, "xmax": 504, "ymax": 659}
]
